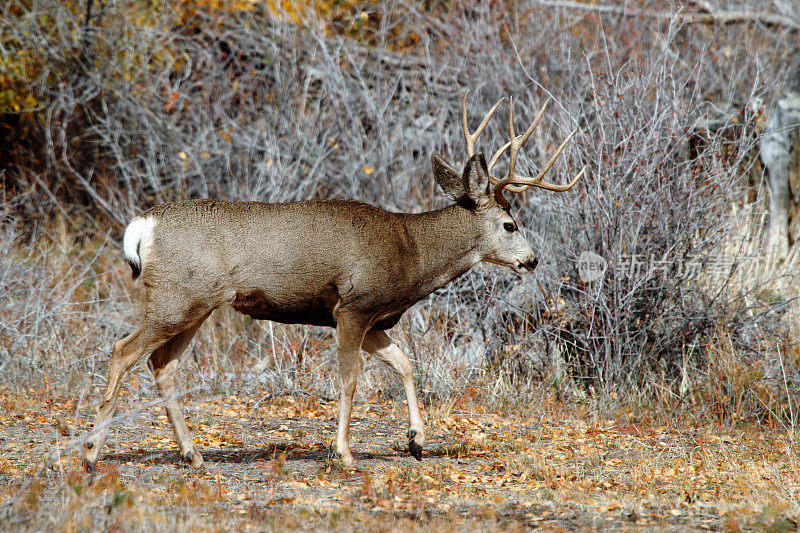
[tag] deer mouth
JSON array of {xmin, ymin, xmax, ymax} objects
[{"xmin": 516, "ymin": 257, "xmax": 539, "ymax": 273}]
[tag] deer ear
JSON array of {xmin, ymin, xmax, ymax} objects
[
  {"xmin": 432, "ymin": 153, "xmax": 465, "ymax": 199},
  {"xmin": 462, "ymin": 153, "xmax": 491, "ymax": 207}
]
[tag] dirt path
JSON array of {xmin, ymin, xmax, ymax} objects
[{"xmin": 1, "ymin": 390, "xmax": 798, "ymax": 531}]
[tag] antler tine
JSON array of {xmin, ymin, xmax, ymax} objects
[
  {"xmin": 529, "ymin": 129, "xmax": 577, "ymax": 185},
  {"xmin": 500, "ymin": 129, "xmax": 580, "ymax": 194},
  {"xmin": 461, "ymin": 90, "xmax": 505, "ymax": 157},
  {"xmin": 532, "ymin": 164, "xmax": 586, "ymax": 192},
  {"xmin": 494, "ymin": 164, "xmax": 585, "ymax": 207},
  {"xmin": 487, "ymin": 98, "xmax": 549, "ymax": 184},
  {"xmin": 493, "ymin": 97, "xmax": 583, "ymax": 207},
  {"xmin": 486, "ymin": 140, "xmax": 511, "ymax": 182},
  {"xmin": 504, "ymin": 97, "xmax": 550, "ymax": 183}
]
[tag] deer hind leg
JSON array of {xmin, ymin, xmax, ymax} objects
[
  {"xmin": 84, "ymin": 309, "xmax": 206, "ymax": 472},
  {"xmin": 333, "ymin": 312, "xmax": 369, "ymax": 466},
  {"xmin": 362, "ymin": 330, "xmax": 425, "ymax": 461},
  {"xmin": 148, "ymin": 313, "xmax": 210, "ymax": 468}
]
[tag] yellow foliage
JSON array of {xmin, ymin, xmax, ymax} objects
[
  {"xmin": 266, "ymin": 0, "xmax": 313, "ymax": 23},
  {"xmin": 0, "ymin": 49, "xmax": 39, "ymax": 114},
  {"xmin": 175, "ymin": 0, "xmax": 370, "ymax": 30},
  {"xmin": 176, "ymin": 0, "xmax": 259, "ymax": 26},
  {"xmin": 173, "ymin": 1, "xmax": 416, "ymax": 51},
  {"xmin": 186, "ymin": 0, "xmax": 258, "ymax": 13},
  {"xmin": 264, "ymin": 0, "xmax": 381, "ymax": 24}
]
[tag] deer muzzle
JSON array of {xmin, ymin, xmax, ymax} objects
[{"xmin": 517, "ymin": 257, "xmax": 538, "ymax": 272}]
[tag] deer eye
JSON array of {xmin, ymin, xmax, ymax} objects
[{"xmin": 503, "ymin": 222, "xmax": 516, "ymax": 233}]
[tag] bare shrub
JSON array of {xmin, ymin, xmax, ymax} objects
[{"xmin": 0, "ymin": 0, "xmax": 797, "ymax": 425}]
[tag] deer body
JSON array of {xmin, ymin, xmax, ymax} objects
[
  {"xmin": 128, "ymin": 198, "xmax": 492, "ymax": 331},
  {"xmin": 84, "ymin": 93, "xmax": 582, "ymax": 470}
]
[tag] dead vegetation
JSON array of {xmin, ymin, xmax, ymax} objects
[
  {"xmin": 0, "ymin": 390, "xmax": 798, "ymax": 530},
  {"xmin": 1, "ymin": 0, "xmax": 800, "ymax": 530}
]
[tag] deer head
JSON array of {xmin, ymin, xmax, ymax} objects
[{"xmin": 431, "ymin": 91, "xmax": 585, "ymax": 273}]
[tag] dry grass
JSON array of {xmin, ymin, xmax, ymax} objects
[
  {"xmin": 2, "ymin": 1, "xmax": 800, "ymax": 530},
  {"xmin": 1, "ymin": 159, "xmax": 798, "ymax": 531},
  {"xmin": 0, "ymin": 389, "xmax": 798, "ymax": 531}
]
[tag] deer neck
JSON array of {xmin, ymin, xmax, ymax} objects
[{"xmin": 403, "ymin": 204, "xmax": 483, "ymax": 295}]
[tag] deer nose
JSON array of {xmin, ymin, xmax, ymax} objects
[{"xmin": 521, "ymin": 257, "xmax": 538, "ymax": 271}]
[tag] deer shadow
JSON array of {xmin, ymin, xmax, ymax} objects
[{"xmin": 101, "ymin": 442, "xmax": 405, "ymax": 466}]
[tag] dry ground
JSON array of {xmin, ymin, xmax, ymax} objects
[{"xmin": 0, "ymin": 387, "xmax": 798, "ymax": 531}]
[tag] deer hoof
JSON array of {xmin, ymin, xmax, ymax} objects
[
  {"xmin": 409, "ymin": 440, "xmax": 423, "ymax": 460},
  {"xmin": 83, "ymin": 457, "xmax": 95, "ymax": 475},
  {"xmin": 84, "ymin": 442, "xmax": 101, "ymax": 474},
  {"xmin": 183, "ymin": 450, "xmax": 204, "ymax": 468},
  {"xmin": 408, "ymin": 430, "xmax": 423, "ymax": 461},
  {"xmin": 332, "ymin": 450, "xmax": 356, "ymax": 466}
]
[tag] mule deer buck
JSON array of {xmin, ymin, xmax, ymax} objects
[{"xmin": 84, "ymin": 92, "xmax": 584, "ymax": 470}]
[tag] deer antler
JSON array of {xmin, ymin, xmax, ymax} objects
[
  {"xmin": 461, "ymin": 89, "xmax": 505, "ymax": 158},
  {"xmin": 491, "ymin": 97, "xmax": 585, "ymax": 208},
  {"xmin": 459, "ymin": 92, "xmax": 584, "ymax": 208}
]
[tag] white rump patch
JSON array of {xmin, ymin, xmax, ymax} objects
[{"xmin": 123, "ymin": 217, "xmax": 156, "ymax": 273}]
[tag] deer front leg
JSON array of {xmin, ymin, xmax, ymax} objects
[
  {"xmin": 362, "ymin": 330, "xmax": 425, "ymax": 460},
  {"xmin": 334, "ymin": 313, "xmax": 368, "ymax": 466}
]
